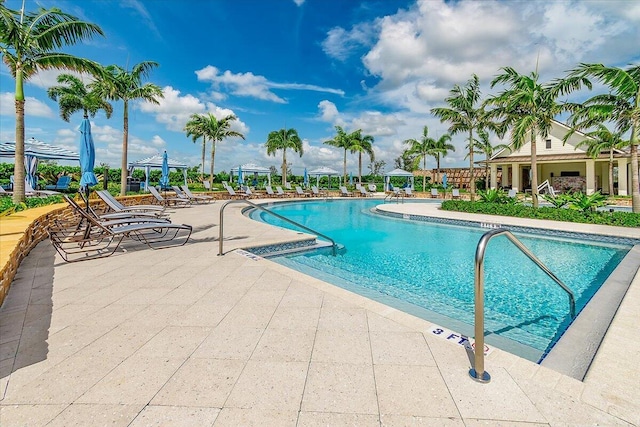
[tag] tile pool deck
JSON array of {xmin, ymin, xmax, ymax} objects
[{"xmin": 0, "ymin": 198, "xmax": 638, "ymax": 426}]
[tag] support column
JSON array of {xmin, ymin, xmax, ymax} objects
[
  {"xmin": 511, "ymin": 163, "xmax": 519, "ymax": 192},
  {"xmin": 490, "ymin": 164, "xmax": 498, "ymax": 189},
  {"xmin": 618, "ymin": 158, "xmax": 628, "ymax": 196},
  {"xmin": 586, "ymin": 159, "xmax": 596, "ymax": 195}
]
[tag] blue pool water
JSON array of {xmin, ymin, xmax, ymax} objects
[{"xmin": 249, "ymin": 199, "xmax": 629, "ymax": 361}]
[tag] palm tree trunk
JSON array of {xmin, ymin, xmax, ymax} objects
[
  {"xmin": 609, "ymin": 149, "xmax": 614, "ymax": 196},
  {"xmin": 469, "ymin": 129, "xmax": 475, "ymax": 201},
  {"xmin": 436, "ymin": 155, "xmax": 440, "ymax": 186},
  {"xmin": 13, "ymin": 98, "xmax": 25, "ymax": 204},
  {"xmin": 120, "ymin": 100, "xmax": 129, "ymax": 196},
  {"xmin": 282, "ymin": 148, "xmax": 287, "ymax": 186},
  {"xmin": 343, "ymin": 149, "xmax": 347, "ymax": 186},
  {"xmin": 210, "ymin": 140, "xmax": 216, "ymax": 182},
  {"xmin": 201, "ymin": 138, "xmax": 206, "ymax": 181},
  {"xmin": 358, "ymin": 152, "xmax": 362, "ymax": 184},
  {"xmin": 422, "ymin": 156, "xmax": 427, "ymax": 191},
  {"xmin": 530, "ymin": 130, "xmax": 539, "ymax": 208},
  {"xmin": 630, "ymin": 126, "xmax": 639, "ymax": 213},
  {"xmin": 485, "ymin": 162, "xmax": 489, "ymax": 189}
]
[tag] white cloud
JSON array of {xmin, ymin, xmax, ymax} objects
[
  {"xmin": 322, "ymin": 22, "xmax": 377, "ymax": 61},
  {"xmin": 195, "ymin": 65, "xmax": 344, "ymax": 103},
  {"xmin": 293, "ymin": 0, "xmax": 305, "ymax": 6},
  {"xmin": 0, "ymin": 92, "xmax": 55, "ymax": 118},
  {"xmin": 27, "ymin": 69, "xmax": 94, "ymax": 90},
  {"xmin": 139, "ymin": 86, "xmax": 206, "ymax": 131}
]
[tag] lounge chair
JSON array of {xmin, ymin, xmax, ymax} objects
[
  {"xmin": 97, "ymin": 189, "xmax": 166, "ymax": 214},
  {"xmin": 147, "ymin": 186, "xmax": 190, "ymax": 207},
  {"xmin": 339, "ymin": 186, "xmax": 353, "ymax": 197},
  {"xmin": 225, "ymin": 186, "xmax": 249, "ymax": 199},
  {"xmin": 45, "ymin": 175, "xmax": 71, "ymax": 191},
  {"xmin": 430, "ymin": 188, "xmax": 439, "ymax": 198},
  {"xmin": 49, "ymin": 197, "xmax": 192, "ymax": 262},
  {"xmin": 404, "ymin": 188, "xmax": 416, "ymax": 197},
  {"xmin": 203, "ymin": 180, "xmax": 212, "ymax": 191},
  {"xmin": 452, "ymin": 189, "xmax": 460, "ymax": 199},
  {"xmin": 285, "ymin": 182, "xmax": 292, "ymax": 191},
  {"xmin": 311, "ymin": 186, "xmax": 328, "ymax": 197},
  {"xmin": 275, "ymin": 186, "xmax": 288, "ymax": 197},
  {"xmin": 295, "ymin": 186, "xmax": 310, "ymax": 197},
  {"xmin": 265, "ymin": 185, "xmax": 276, "ymax": 197},
  {"xmin": 359, "ymin": 186, "xmax": 372, "ymax": 197},
  {"xmin": 181, "ymin": 185, "xmax": 214, "ymax": 203}
]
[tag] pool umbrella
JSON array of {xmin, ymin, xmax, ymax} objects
[
  {"xmin": 160, "ymin": 151, "xmax": 169, "ymax": 189},
  {"xmin": 303, "ymin": 168, "xmax": 309, "ymax": 189},
  {"xmin": 25, "ymin": 154, "xmax": 38, "ymax": 190},
  {"xmin": 237, "ymin": 165, "xmax": 244, "ymax": 187},
  {"xmin": 442, "ymin": 173, "xmax": 447, "ymax": 189},
  {"xmin": 349, "ymin": 172, "xmax": 353, "ymax": 185},
  {"xmin": 79, "ymin": 117, "xmax": 98, "ymax": 208}
]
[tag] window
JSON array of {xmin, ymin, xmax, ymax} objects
[{"xmin": 545, "ymin": 138, "xmax": 552, "ymax": 149}]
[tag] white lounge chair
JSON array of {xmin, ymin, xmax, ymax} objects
[
  {"xmin": 180, "ymin": 185, "xmax": 214, "ymax": 203},
  {"xmin": 98, "ymin": 189, "xmax": 167, "ymax": 212},
  {"xmin": 275, "ymin": 186, "xmax": 288, "ymax": 197},
  {"xmin": 452, "ymin": 189, "xmax": 460, "ymax": 199},
  {"xmin": 148, "ymin": 186, "xmax": 191, "ymax": 207},
  {"xmin": 430, "ymin": 188, "xmax": 439, "ymax": 198},
  {"xmin": 295, "ymin": 186, "xmax": 310, "ymax": 197},
  {"xmin": 404, "ymin": 188, "xmax": 416, "ymax": 197},
  {"xmin": 339, "ymin": 186, "xmax": 353, "ymax": 197}
]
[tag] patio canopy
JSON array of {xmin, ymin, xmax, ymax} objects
[
  {"xmin": 384, "ymin": 168, "xmax": 414, "ymax": 190},
  {"xmin": 0, "ymin": 137, "xmax": 80, "ymax": 161},
  {"xmin": 128, "ymin": 153, "xmax": 188, "ymax": 190},
  {"xmin": 308, "ymin": 167, "xmax": 340, "ymax": 189},
  {"xmin": 230, "ymin": 163, "xmax": 271, "ymax": 187}
]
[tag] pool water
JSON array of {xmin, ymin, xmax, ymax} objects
[{"xmin": 249, "ymin": 199, "xmax": 629, "ymax": 361}]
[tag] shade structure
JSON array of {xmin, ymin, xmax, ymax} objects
[
  {"xmin": 78, "ymin": 118, "xmax": 98, "ymax": 190},
  {"xmin": 128, "ymin": 153, "xmax": 188, "ymax": 191},
  {"xmin": 230, "ymin": 163, "xmax": 271, "ymax": 187},
  {"xmin": 0, "ymin": 138, "xmax": 80, "ymax": 190},
  {"xmin": 160, "ymin": 151, "xmax": 170, "ymax": 189},
  {"xmin": 309, "ymin": 167, "xmax": 340, "ymax": 189},
  {"xmin": 442, "ymin": 173, "xmax": 448, "ymax": 189},
  {"xmin": 384, "ymin": 168, "xmax": 414, "ymax": 190}
]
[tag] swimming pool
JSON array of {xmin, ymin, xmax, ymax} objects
[{"xmin": 248, "ymin": 199, "xmax": 631, "ymax": 362}]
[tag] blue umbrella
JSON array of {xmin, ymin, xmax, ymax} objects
[
  {"xmin": 237, "ymin": 165, "xmax": 244, "ymax": 186},
  {"xmin": 349, "ymin": 172, "xmax": 353, "ymax": 185},
  {"xmin": 79, "ymin": 118, "xmax": 98, "ymax": 207},
  {"xmin": 442, "ymin": 173, "xmax": 448, "ymax": 189},
  {"xmin": 303, "ymin": 168, "xmax": 309, "ymax": 188},
  {"xmin": 160, "ymin": 151, "xmax": 169, "ymax": 189}
]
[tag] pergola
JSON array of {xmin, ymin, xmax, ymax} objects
[
  {"xmin": 308, "ymin": 167, "xmax": 340, "ymax": 189},
  {"xmin": 230, "ymin": 163, "xmax": 271, "ymax": 187},
  {"xmin": 128, "ymin": 154, "xmax": 188, "ymax": 190}
]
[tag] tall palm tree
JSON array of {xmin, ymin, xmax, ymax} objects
[
  {"xmin": 0, "ymin": 4, "xmax": 104, "ymax": 203},
  {"xmin": 184, "ymin": 114, "xmax": 207, "ymax": 181},
  {"xmin": 403, "ymin": 126, "xmax": 437, "ymax": 191},
  {"xmin": 569, "ymin": 125, "xmax": 628, "ymax": 197},
  {"xmin": 202, "ymin": 113, "xmax": 244, "ymax": 180},
  {"xmin": 487, "ymin": 67, "xmax": 563, "ymax": 208},
  {"xmin": 431, "ymin": 133, "xmax": 455, "ymax": 186},
  {"xmin": 265, "ymin": 128, "xmax": 303, "ymax": 185},
  {"xmin": 92, "ymin": 61, "xmax": 164, "ymax": 195},
  {"xmin": 324, "ymin": 126, "xmax": 352, "ymax": 186},
  {"xmin": 47, "ymin": 74, "xmax": 112, "ymax": 121},
  {"xmin": 431, "ymin": 74, "xmax": 493, "ymax": 201},
  {"xmin": 348, "ymin": 130, "xmax": 375, "ymax": 184},
  {"xmin": 558, "ymin": 63, "xmax": 640, "ymax": 212},
  {"xmin": 468, "ymin": 129, "xmax": 508, "ymax": 189}
]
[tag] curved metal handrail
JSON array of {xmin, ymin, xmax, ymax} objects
[
  {"xmin": 218, "ymin": 199, "xmax": 339, "ymax": 256},
  {"xmin": 384, "ymin": 191, "xmax": 405, "ymax": 204},
  {"xmin": 470, "ymin": 228, "xmax": 576, "ymax": 384}
]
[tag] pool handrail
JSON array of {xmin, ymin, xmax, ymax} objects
[
  {"xmin": 218, "ymin": 199, "xmax": 339, "ymax": 256},
  {"xmin": 470, "ymin": 228, "xmax": 576, "ymax": 384}
]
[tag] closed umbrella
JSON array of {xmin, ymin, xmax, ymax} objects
[
  {"xmin": 442, "ymin": 173, "xmax": 447, "ymax": 189},
  {"xmin": 237, "ymin": 165, "xmax": 244, "ymax": 187},
  {"xmin": 25, "ymin": 154, "xmax": 38, "ymax": 190},
  {"xmin": 160, "ymin": 151, "xmax": 169, "ymax": 189},
  {"xmin": 303, "ymin": 168, "xmax": 309, "ymax": 189},
  {"xmin": 349, "ymin": 172, "xmax": 353, "ymax": 186},
  {"xmin": 79, "ymin": 117, "xmax": 98, "ymax": 207}
]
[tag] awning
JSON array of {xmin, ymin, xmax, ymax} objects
[
  {"xmin": 129, "ymin": 153, "xmax": 188, "ymax": 190},
  {"xmin": 0, "ymin": 137, "xmax": 80, "ymax": 161}
]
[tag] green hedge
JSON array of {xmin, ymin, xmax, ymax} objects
[{"xmin": 441, "ymin": 200, "xmax": 640, "ymax": 227}]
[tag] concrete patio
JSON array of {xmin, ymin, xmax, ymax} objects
[{"xmin": 0, "ymin": 199, "xmax": 638, "ymax": 426}]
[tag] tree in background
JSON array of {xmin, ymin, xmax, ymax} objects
[
  {"xmin": 184, "ymin": 113, "xmax": 207, "ymax": 181},
  {"xmin": 404, "ymin": 126, "xmax": 437, "ymax": 192},
  {"xmin": 432, "ymin": 74, "xmax": 494, "ymax": 201},
  {"xmin": 348, "ymin": 130, "xmax": 375, "ymax": 184},
  {"xmin": 467, "ymin": 129, "xmax": 507, "ymax": 190},
  {"xmin": 265, "ymin": 128, "xmax": 303, "ymax": 186},
  {"xmin": 0, "ymin": 3, "xmax": 104, "ymax": 202},
  {"xmin": 431, "ymin": 133, "xmax": 455, "ymax": 186},
  {"xmin": 93, "ymin": 61, "xmax": 163, "ymax": 196},
  {"xmin": 48, "ymin": 73, "xmax": 112, "ymax": 121},
  {"xmin": 324, "ymin": 126, "xmax": 352, "ymax": 186}
]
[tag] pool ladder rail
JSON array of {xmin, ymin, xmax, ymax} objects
[
  {"xmin": 470, "ymin": 228, "xmax": 576, "ymax": 384},
  {"xmin": 384, "ymin": 190, "xmax": 405, "ymax": 204},
  {"xmin": 218, "ymin": 199, "xmax": 340, "ymax": 256}
]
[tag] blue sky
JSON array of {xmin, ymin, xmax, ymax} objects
[{"xmin": 1, "ymin": 0, "xmax": 639, "ymax": 176}]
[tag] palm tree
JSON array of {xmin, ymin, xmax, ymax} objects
[
  {"xmin": 0, "ymin": 4, "xmax": 104, "ymax": 203},
  {"xmin": 265, "ymin": 128, "xmax": 303, "ymax": 185},
  {"xmin": 431, "ymin": 74, "xmax": 493, "ymax": 201},
  {"xmin": 468, "ymin": 129, "xmax": 507, "ymax": 189},
  {"xmin": 558, "ymin": 63, "xmax": 640, "ymax": 212},
  {"xmin": 348, "ymin": 130, "xmax": 375, "ymax": 184},
  {"xmin": 202, "ymin": 113, "xmax": 244, "ymax": 180},
  {"xmin": 324, "ymin": 126, "xmax": 352, "ymax": 186},
  {"xmin": 184, "ymin": 114, "xmax": 207, "ymax": 181},
  {"xmin": 47, "ymin": 74, "xmax": 112, "ymax": 121},
  {"xmin": 404, "ymin": 126, "xmax": 437, "ymax": 191},
  {"xmin": 92, "ymin": 62, "xmax": 164, "ymax": 195},
  {"xmin": 431, "ymin": 133, "xmax": 455, "ymax": 186},
  {"xmin": 569, "ymin": 125, "xmax": 628, "ymax": 197},
  {"xmin": 487, "ymin": 67, "xmax": 563, "ymax": 208}
]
